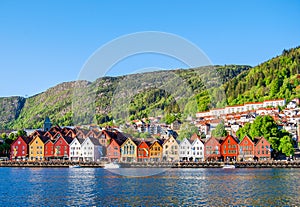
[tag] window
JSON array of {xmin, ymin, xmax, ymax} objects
[{"xmin": 18, "ymin": 141, "xmax": 21, "ymax": 145}]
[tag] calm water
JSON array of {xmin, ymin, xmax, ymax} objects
[{"xmin": 0, "ymin": 167, "xmax": 299, "ymax": 206}]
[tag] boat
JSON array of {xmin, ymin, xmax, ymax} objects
[
  {"xmin": 222, "ymin": 164, "xmax": 235, "ymax": 169},
  {"xmin": 69, "ymin": 165, "xmax": 81, "ymax": 168},
  {"xmin": 104, "ymin": 162, "xmax": 120, "ymax": 169}
]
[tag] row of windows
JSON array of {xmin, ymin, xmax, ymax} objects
[
  {"xmin": 207, "ymin": 150, "xmax": 219, "ymax": 155},
  {"xmin": 223, "ymin": 150, "xmax": 237, "ymax": 154},
  {"xmin": 165, "ymin": 151, "xmax": 178, "ymax": 155},
  {"xmin": 180, "ymin": 146, "xmax": 203, "ymax": 150},
  {"xmin": 14, "ymin": 146, "xmax": 25, "ymax": 150},
  {"xmin": 165, "ymin": 145, "xmax": 178, "ymax": 150},
  {"xmin": 257, "ymin": 150, "xmax": 269, "ymax": 155},
  {"xmin": 71, "ymin": 147, "xmax": 81, "ymax": 150}
]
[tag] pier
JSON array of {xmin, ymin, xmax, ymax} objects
[{"xmin": 2, "ymin": 160, "xmax": 300, "ymax": 168}]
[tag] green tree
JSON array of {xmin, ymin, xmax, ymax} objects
[
  {"xmin": 211, "ymin": 121, "xmax": 227, "ymax": 138},
  {"xmin": 236, "ymin": 122, "xmax": 251, "ymax": 140},
  {"xmin": 16, "ymin": 130, "xmax": 27, "ymax": 137},
  {"xmin": 140, "ymin": 132, "xmax": 151, "ymax": 139},
  {"xmin": 178, "ymin": 122, "xmax": 199, "ymax": 141},
  {"xmin": 278, "ymin": 135, "xmax": 294, "ymax": 156},
  {"xmin": 249, "ymin": 115, "xmax": 279, "ymax": 139}
]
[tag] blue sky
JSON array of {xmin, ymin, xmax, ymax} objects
[{"xmin": 0, "ymin": 0, "xmax": 299, "ymax": 97}]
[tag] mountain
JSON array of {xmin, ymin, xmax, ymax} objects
[
  {"xmin": 0, "ymin": 65, "xmax": 250, "ymax": 130},
  {"xmin": 0, "ymin": 96, "xmax": 25, "ymax": 129},
  {"xmin": 224, "ymin": 46, "xmax": 300, "ymax": 105},
  {"xmin": 1, "ymin": 45, "xmax": 299, "ymax": 130}
]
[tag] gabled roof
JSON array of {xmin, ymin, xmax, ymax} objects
[
  {"xmin": 239, "ymin": 135, "xmax": 254, "ymax": 145},
  {"xmin": 60, "ymin": 136, "xmax": 73, "ymax": 144},
  {"xmin": 180, "ymin": 137, "xmax": 193, "ymax": 145},
  {"xmin": 29, "ymin": 135, "xmax": 50, "ymax": 144},
  {"xmin": 70, "ymin": 137, "xmax": 85, "ymax": 145},
  {"xmin": 89, "ymin": 137, "xmax": 101, "ymax": 146},
  {"xmin": 221, "ymin": 135, "xmax": 239, "ymax": 144},
  {"xmin": 44, "ymin": 139, "xmax": 55, "ymax": 145},
  {"xmin": 190, "ymin": 133, "xmax": 200, "ymax": 141},
  {"xmin": 253, "ymin": 137, "xmax": 270, "ymax": 145},
  {"xmin": 12, "ymin": 136, "xmax": 32, "ymax": 145}
]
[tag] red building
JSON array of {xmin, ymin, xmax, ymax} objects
[
  {"xmin": 238, "ymin": 135, "xmax": 255, "ymax": 161},
  {"xmin": 254, "ymin": 137, "xmax": 271, "ymax": 160},
  {"xmin": 107, "ymin": 139, "xmax": 122, "ymax": 162},
  {"xmin": 137, "ymin": 141, "xmax": 150, "ymax": 162},
  {"xmin": 204, "ymin": 137, "xmax": 222, "ymax": 161},
  {"xmin": 44, "ymin": 139, "xmax": 55, "ymax": 161},
  {"xmin": 53, "ymin": 136, "xmax": 73, "ymax": 160},
  {"xmin": 221, "ymin": 135, "xmax": 239, "ymax": 161},
  {"xmin": 10, "ymin": 136, "xmax": 32, "ymax": 161}
]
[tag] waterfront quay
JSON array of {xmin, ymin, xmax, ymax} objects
[{"xmin": 2, "ymin": 160, "xmax": 300, "ymax": 168}]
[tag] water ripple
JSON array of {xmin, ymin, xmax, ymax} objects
[{"xmin": 0, "ymin": 167, "xmax": 300, "ymax": 206}]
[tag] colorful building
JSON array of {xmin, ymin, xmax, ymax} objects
[
  {"xmin": 29, "ymin": 136, "xmax": 49, "ymax": 161},
  {"xmin": 221, "ymin": 135, "xmax": 239, "ymax": 161},
  {"xmin": 204, "ymin": 137, "xmax": 222, "ymax": 161},
  {"xmin": 10, "ymin": 136, "xmax": 32, "ymax": 161},
  {"xmin": 162, "ymin": 136, "xmax": 179, "ymax": 162},
  {"xmin": 137, "ymin": 141, "xmax": 150, "ymax": 162},
  {"xmin": 254, "ymin": 137, "xmax": 271, "ymax": 160},
  {"xmin": 120, "ymin": 138, "xmax": 138, "ymax": 162},
  {"xmin": 149, "ymin": 140, "xmax": 163, "ymax": 162},
  {"xmin": 238, "ymin": 135, "xmax": 255, "ymax": 161}
]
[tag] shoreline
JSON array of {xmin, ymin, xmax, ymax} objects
[{"xmin": 1, "ymin": 160, "xmax": 300, "ymax": 168}]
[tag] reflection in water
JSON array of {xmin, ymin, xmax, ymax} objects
[
  {"xmin": 104, "ymin": 167, "xmax": 168, "ymax": 177},
  {"xmin": 0, "ymin": 167, "xmax": 300, "ymax": 206}
]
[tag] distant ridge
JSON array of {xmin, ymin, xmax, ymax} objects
[{"xmin": 0, "ymin": 45, "xmax": 299, "ymax": 130}]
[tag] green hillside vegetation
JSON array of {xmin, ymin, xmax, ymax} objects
[
  {"xmin": 224, "ymin": 46, "xmax": 300, "ymax": 105},
  {"xmin": 0, "ymin": 46, "xmax": 299, "ymax": 130}
]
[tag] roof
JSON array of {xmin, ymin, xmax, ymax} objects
[{"xmin": 89, "ymin": 137, "xmax": 101, "ymax": 146}]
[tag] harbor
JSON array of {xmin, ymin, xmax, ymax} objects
[{"xmin": 2, "ymin": 160, "xmax": 300, "ymax": 168}]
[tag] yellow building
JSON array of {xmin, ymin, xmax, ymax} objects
[
  {"xmin": 162, "ymin": 136, "xmax": 179, "ymax": 162},
  {"xmin": 120, "ymin": 138, "xmax": 137, "ymax": 162},
  {"xmin": 149, "ymin": 140, "xmax": 163, "ymax": 162},
  {"xmin": 29, "ymin": 136, "xmax": 49, "ymax": 161}
]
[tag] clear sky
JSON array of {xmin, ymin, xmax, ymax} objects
[{"xmin": 0, "ymin": 0, "xmax": 299, "ymax": 97}]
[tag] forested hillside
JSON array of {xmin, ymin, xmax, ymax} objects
[
  {"xmin": 224, "ymin": 46, "xmax": 300, "ymax": 105},
  {"xmin": 1, "ymin": 46, "xmax": 300, "ymax": 130},
  {"xmin": 1, "ymin": 65, "xmax": 249, "ymax": 129}
]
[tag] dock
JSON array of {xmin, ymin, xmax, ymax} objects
[{"xmin": 1, "ymin": 160, "xmax": 300, "ymax": 168}]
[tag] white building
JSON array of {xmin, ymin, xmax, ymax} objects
[
  {"xmin": 81, "ymin": 137, "xmax": 103, "ymax": 162},
  {"xmin": 191, "ymin": 137, "xmax": 205, "ymax": 161},
  {"xmin": 69, "ymin": 137, "xmax": 85, "ymax": 161},
  {"xmin": 179, "ymin": 138, "xmax": 192, "ymax": 161}
]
